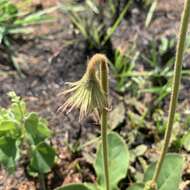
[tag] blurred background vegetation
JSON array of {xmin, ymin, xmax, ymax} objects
[{"xmin": 0, "ymin": 0, "xmax": 190, "ymax": 189}]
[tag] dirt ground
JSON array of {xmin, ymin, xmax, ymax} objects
[{"xmin": 0, "ymin": 0, "xmax": 190, "ymax": 190}]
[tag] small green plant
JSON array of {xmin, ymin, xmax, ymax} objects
[
  {"xmin": 141, "ymin": 36, "xmax": 190, "ymax": 105},
  {"xmin": 110, "ymin": 37, "xmax": 190, "ymax": 102},
  {"xmin": 0, "ymin": 91, "xmax": 55, "ymax": 190},
  {"xmin": 0, "ymin": 0, "xmax": 55, "ymax": 75},
  {"xmin": 110, "ymin": 45, "xmax": 139, "ymax": 93},
  {"xmin": 57, "ymin": 54, "xmax": 130, "ymax": 190},
  {"xmin": 128, "ymin": 0, "xmax": 190, "ymax": 189},
  {"xmin": 60, "ymin": 0, "xmax": 132, "ymax": 52}
]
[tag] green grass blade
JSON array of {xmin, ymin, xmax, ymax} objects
[{"xmin": 102, "ymin": 0, "xmax": 132, "ymax": 45}]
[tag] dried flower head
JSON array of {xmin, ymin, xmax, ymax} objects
[{"xmin": 58, "ymin": 55, "xmax": 107, "ymax": 120}]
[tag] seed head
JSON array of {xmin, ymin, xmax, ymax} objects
[{"xmin": 58, "ymin": 62, "xmax": 106, "ymax": 121}]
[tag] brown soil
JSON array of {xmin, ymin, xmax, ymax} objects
[{"xmin": 0, "ymin": 0, "xmax": 190, "ymax": 190}]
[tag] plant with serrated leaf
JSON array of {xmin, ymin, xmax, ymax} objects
[{"xmin": 0, "ymin": 91, "xmax": 55, "ymax": 190}]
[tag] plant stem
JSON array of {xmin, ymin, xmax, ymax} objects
[
  {"xmin": 152, "ymin": 0, "xmax": 190, "ymax": 184},
  {"xmin": 39, "ymin": 173, "xmax": 46, "ymax": 190},
  {"xmin": 87, "ymin": 54, "xmax": 110, "ymax": 190},
  {"xmin": 100, "ymin": 59, "xmax": 110, "ymax": 190}
]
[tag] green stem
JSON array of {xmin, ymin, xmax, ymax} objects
[
  {"xmin": 152, "ymin": 0, "xmax": 190, "ymax": 184},
  {"xmin": 39, "ymin": 173, "xmax": 46, "ymax": 190},
  {"xmin": 100, "ymin": 57, "xmax": 110, "ymax": 190},
  {"xmin": 87, "ymin": 54, "xmax": 110, "ymax": 190},
  {"xmin": 100, "ymin": 55, "xmax": 110, "ymax": 190},
  {"xmin": 101, "ymin": 109, "xmax": 110, "ymax": 190}
]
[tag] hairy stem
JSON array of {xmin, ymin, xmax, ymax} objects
[
  {"xmin": 152, "ymin": 0, "xmax": 190, "ymax": 184},
  {"xmin": 87, "ymin": 54, "xmax": 110, "ymax": 190},
  {"xmin": 100, "ymin": 57, "xmax": 110, "ymax": 190}
]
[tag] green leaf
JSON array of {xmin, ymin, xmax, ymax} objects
[
  {"xmin": 14, "ymin": 6, "xmax": 56, "ymax": 26},
  {"xmin": 127, "ymin": 183, "xmax": 144, "ymax": 190},
  {"xmin": 181, "ymin": 131, "xmax": 190, "ymax": 151},
  {"xmin": 55, "ymin": 183, "xmax": 91, "ymax": 190},
  {"xmin": 94, "ymin": 132, "xmax": 129, "ymax": 190},
  {"xmin": 4, "ymin": 3, "xmax": 17, "ymax": 15},
  {"xmin": 85, "ymin": 183, "xmax": 100, "ymax": 190},
  {"xmin": 25, "ymin": 112, "xmax": 51, "ymax": 145},
  {"xmin": 0, "ymin": 136, "xmax": 19, "ymax": 173},
  {"xmin": 29, "ymin": 142, "xmax": 55, "ymax": 174},
  {"xmin": 0, "ymin": 120, "xmax": 16, "ymax": 132},
  {"xmin": 145, "ymin": 1, "xmax": 157, "ymax": 27},
  {"xmin": 144, "ymin": 154, "xmax": 184, "ymax": 190},
  {"xmin": 8, "ymin": 91, "xmax": 26, "ymax": 122},
  {"xmin": 103, "ymin": 0, "xmax": 132, "ymax": 45},
  {"xmin": 10, "ymin": 101, "xmax": 26, "ymax": 120}
]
